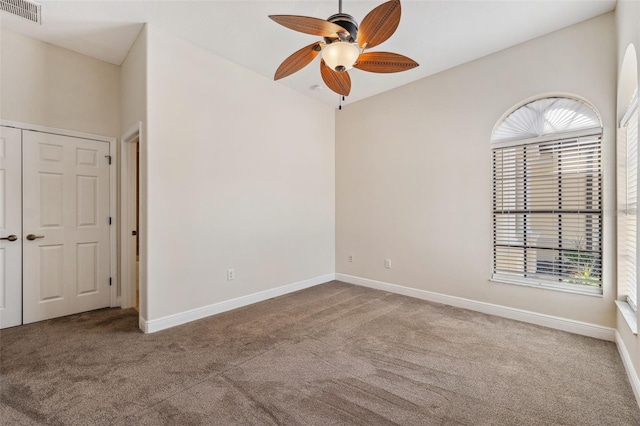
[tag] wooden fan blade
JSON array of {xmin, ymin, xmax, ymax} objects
[
  {"xmin": 269, "ymin": 15, "xmax": 349, "ymax": 37},
  {"xmin": 274, "ymin": 42, "xmax": 322, "ymax": 80},
  {"xmin": 354, "ymin": 52, "xmax": 418, "ymax": 73},
  {"xmin": 320, "ymin": 59, "xmax": 351, "ymax": 96},
  {"xmin": 358, "ymin": 0, "xmax": 401, "ymax": 50}
]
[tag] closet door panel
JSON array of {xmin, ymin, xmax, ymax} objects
[{"xmin": 22, "ymin": 131, "xmax": 111, "ymax": 324}]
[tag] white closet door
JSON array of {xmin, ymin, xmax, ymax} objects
[
  {"xmin": 22, "ymin": 131, "xmax": 111, "ymax": 324},
  {"xmin": 0, "ymin": 126, "xmax": 22, "ymax": 329}
]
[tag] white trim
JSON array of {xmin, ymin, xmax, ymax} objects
[
  {"xmin": 122, "ymin": 123, "xmax": 141, "ymax": 144},
  {"xmin": 120, "ymin": 123, "xmax": 141, "ymax": 309},
  {"xmin": 620, "ymin": 90, "xmax": 638, "ymax": 127},
  {"xmin": 490, "ymin": 127, "xmax": 602, "ymax": 149},
  {"xmin": 489, "ymin": 277, "xmax": 603, "ymax": 297},
  {"xmin": 336, "ymin": 273, "xmax": 615, "ymax": 341},
  {"xmin": 616, "ymin": 300, "xmax": 638, "ymax": 335},
  {"xmin": 139, "ymin": 315, "xmax": 149, "ymax": 334},
  {"xmin": 0, "ymin": 120, "xmax": 114, "ymax": 143},
  {"xmin": 109, "ymin": 138, "xmax": 119, "ymax": 307},
  {"xmin": 140, "ymin": 273, "xmax": 335, "ymax": 333},
  {"xmin": 615, "ymin": 331, "xmax": 640, "ymax": 409}
]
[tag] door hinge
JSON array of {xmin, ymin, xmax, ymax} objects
[
  {"xmin": 109, "ymin": 277, "xmax": 112, "ymax": 286},
  {"xmin": 109, "ymin": 217, "xmax": 112, "ymax": 225},
  {"xmin": 105, "ymin": 155, "xmax": 112, "ymax": 165}
]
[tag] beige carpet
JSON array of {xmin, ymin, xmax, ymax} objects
[{"xmin": 1, "ymin": 281, "xmax": 638, "ymax": 425}]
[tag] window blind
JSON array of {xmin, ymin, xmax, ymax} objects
[
  {"xmin": 492, "ymin": 134, "xmax": 603, "ymax": 291},
  {"xmin": 621, "ymin": 100, "xmax": 638, "ymax": 311}
]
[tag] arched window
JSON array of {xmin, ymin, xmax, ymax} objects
[
  {"xmin": 492, "ymin": 97, "xmax": 601, "ymax": 143},
  {"xmin": 491, "ymin": 97, "xmax": 603, "ymax": 294}
]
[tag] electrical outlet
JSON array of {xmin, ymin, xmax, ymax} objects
[
  {"xmin": 348, "ymin": 255, "xmax": 353, "ymax": 263},
  {"xmin": 385, "ymin": 259, "xmax": 391, "ymax": 269},
  {"xmin": 227, "ymin": 269, "xmax": 235, "ymax": 281}
]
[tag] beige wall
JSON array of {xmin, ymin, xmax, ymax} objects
[
  {"xmin": 336, "ymin": 14, "xmax": 616, "ymax": 326},
  {"xmin": 0, "ymin": 29, "xmax": 120, "ymax": 137},
  {"xmin": 145, "ymin": 26, "xmax": 335, "ymax": 320},
  {"xmin": 616, "ymin": 0, "xmax": 640, "ymax": 387},
  {"xmin": 120, "ymin": 26, "xmax": 148, "ymax": 319},
  {"xmin": 120, "ymin": 26, "xmax": 147, "ymax": 136}
]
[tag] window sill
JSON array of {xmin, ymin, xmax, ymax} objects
[
  {"xmin": 489, "ymin": 277, "xmax": 603, "ymax": 297},
  {"xmin": 615, "ymin": 300, "xmax": 638, "ymax": 335}
]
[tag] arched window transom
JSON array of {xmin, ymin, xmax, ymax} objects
[{"xmin": 492, "ymin": 97, "xmax": 601, "ymax": 143}]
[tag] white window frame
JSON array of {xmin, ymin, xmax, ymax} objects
[
  {"xmin": 618, "ymin": 91, "xmax": 638, "ymax": 312},
  {"xmin": 491, "ymin": 97, "xmax": 603, "ymax": 295}
]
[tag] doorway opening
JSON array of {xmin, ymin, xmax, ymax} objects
[
  {"xmin": 120, "ymin": 124, "xmax": 141, "ymax": 312},
  {"xmin": 135, "ymin": 141, "xmax": 140, "ymax": 310}
]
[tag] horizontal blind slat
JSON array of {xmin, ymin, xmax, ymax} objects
[
  {"xmin": 492, "ymin": 134, "xmax": 602, "ymax": 289},
  {"xmin": 624, "ymin": 108, "xmax": 638, "ymax": 308}
]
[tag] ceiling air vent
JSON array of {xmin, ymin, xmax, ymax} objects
[{"xmin": 0, "ymin": 0, "xmax": 41, "ymax": 24}]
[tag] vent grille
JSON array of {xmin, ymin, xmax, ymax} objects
[{"xmin": 0, "ymin": 0, "xmax": 41, "ymax": 24}]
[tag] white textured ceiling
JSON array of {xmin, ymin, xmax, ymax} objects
[{"xmin": 0, "ymin": 0, "xmax": 616, "ymax": 108}]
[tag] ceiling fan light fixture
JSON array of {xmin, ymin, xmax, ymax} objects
[
  {"xmin": 270, "ymin": 0, "xmax": 418, "ymax": 97},
  {"xmin": 322, "ymin": 42, "xmax": 360, "ymax": 72}
]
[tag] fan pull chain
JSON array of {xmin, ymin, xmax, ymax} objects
[{"xmin": 339, "ymin": 95, "xmax": 343, "ymax": 110}]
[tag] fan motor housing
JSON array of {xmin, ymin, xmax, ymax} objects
[{"xmin": 325, "ymin": 13, "xmax": 358, "ymax": 43}]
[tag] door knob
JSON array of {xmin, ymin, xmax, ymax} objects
[
  {"xmin": 26, "ymin": 234, "xmax": 45, "ymax": 241},
  {"xmin": 0, "ymin": 235, "xmax": 17, "ymax": 242}
]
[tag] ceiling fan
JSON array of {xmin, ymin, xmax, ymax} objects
[{"xmin": 269, "ymin": 0, "xmax": 418, "ymax": 98}]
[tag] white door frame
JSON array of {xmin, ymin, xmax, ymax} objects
[
  {"xmin": 0, "ymin": 120, "xmax": 119, "ymax": 308},
  {"xmin": 120, "ymin": 123, "xmax": 141, "ymax": 309}
]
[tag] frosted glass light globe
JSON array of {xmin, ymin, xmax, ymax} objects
[{"xmin": 322, "ymin": 42, "xmax": 360, "ymax": 72}]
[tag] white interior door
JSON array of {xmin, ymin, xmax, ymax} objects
[
  {"xmin": 0, "ymin": 126, "xmax": 23, "ymax": 329},
  {"xmin": 22, "ymin": 131, "xmax": 111, "ymax": 324}
]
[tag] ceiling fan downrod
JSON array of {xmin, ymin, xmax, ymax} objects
[{"xmin": 326, "ymin": 0, "xmax": 358, "ymax": 43}]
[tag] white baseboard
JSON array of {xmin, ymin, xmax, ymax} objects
[
  {"xmin": 139, "ymin": 315, "xmax": 148, "ymax": 333},
  {"xmin": 616, "ymin": 331, "xmax": 640, "ymax": 409},
  {"xmin": 336, "ymin": 273, "xmax": 615, "ymax": 342},
  {"xmin": 139, "ymin": 273, "xmax": 335, "ymax": 333}
]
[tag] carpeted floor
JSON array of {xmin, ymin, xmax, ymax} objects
[{"xmin": 1, "ymin": 281, "xmax": 638, "ymax": 425}]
